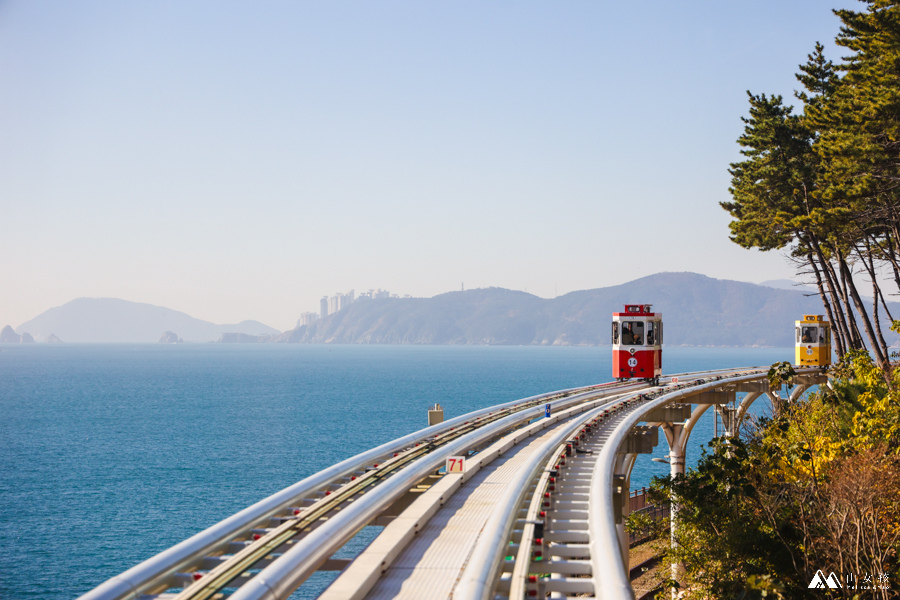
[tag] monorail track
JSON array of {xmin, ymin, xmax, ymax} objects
[
  {"xmin": 79, "ymin": 366, "xmax": 824, "ymax": 600},
  {"xmin": 80, "ymin": 379, "xmax": 649, "ymax": 600},
  {"xmin": 352, "ymin": 371, "xmax": 757, "ymax": 600},
  {"xmin": 169, "ymin": 392, "xmax": 571, "ymax": 600}
]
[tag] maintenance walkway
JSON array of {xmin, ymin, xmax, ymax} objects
[{"xmin": 78, "ymin": 367, "xmax": 825, "ymax": 600}]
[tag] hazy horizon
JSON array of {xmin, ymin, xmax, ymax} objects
[
  {"xmin": 1, "ymin": 1, "xmax": 855, "ymax": 331},
  {"xmin": 10, "ymin": 271, "xmax": 806, "ymax": 332}
]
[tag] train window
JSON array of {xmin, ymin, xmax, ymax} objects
[
  {"xmin": 621, "ymin": 321, "xmax": 644, "ymax": 345},
  {"xmin": 646, "ymin": 322, "xmax": 655, "ymax": 345},
  {"xmin": 801, "ymin": 326, "xmax": 817, "ymax": 344},
  {"xmin": 659, "ymin": 322, "xmax": 663, "ymax": 344},
  {"xmin": 819, "ymin": 327, "xmax": 827, "ymax": 344},
  {"xmin": 611, "ymin": 322, "xmax": 619, "ymax": 344},
  {"xmin": 796, "ymin": 327, "xmax": 801, "ymax": 343}
]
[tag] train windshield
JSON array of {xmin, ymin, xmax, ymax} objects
[
  {"xmin": 621, "ymin": 321, "xmax": 644, "ymax": 345},
  {"xmin": 800, "ymin": 326, "xmax": 818, "ymax": 344}
]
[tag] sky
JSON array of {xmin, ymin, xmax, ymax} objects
[{"xmin": 0, "ymin": 1, "xmax": 861, "ymax": 331}]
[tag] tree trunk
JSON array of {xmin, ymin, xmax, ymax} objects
[
  {"xmin": 809, "ymin": 253, "xmax": 846, "ymax": 358},
  {"xmin": 880, "ymin": 229, "xmax": 900, "ymax": 295},
  {"xmin": 858, "ymin": 239, "xmax": 892, "ymax": 360},
  {"xmin": 838, "ymin": 250, "xmax": 887, "ymax": 369},
  {"xmin": 871, "ymin": 235, "xmax": 897, "ymax": 323},
  {"xmin": 835, "ymin": 252, "xmax": 866, "ymax": 350},
  {"xmin": 811, "ymin": 236, "xmax": 856, "ymax": 351}
]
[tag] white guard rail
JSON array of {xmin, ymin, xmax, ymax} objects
[
  {"xmin": 227, "ymin": 385, "xmax": 645, "ymax": 600},
  {"xmin": 454, "ymin": 398, "xmax": 628, "ymax": 600},
  {"xmin": 588, "ymin": 369, "xmax": 819, "ymax": 600},
  {"xmin": 79, "ymin": 381, "xmax": 639, "ymax": 600}
]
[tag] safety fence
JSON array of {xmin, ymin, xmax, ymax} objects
[{"xmin": 628, "ymin": 487, "xmax": 670, "ymax": 547}]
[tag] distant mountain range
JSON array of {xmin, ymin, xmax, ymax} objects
[
  {"xmin": 13, "ymin": 298, "xmax": 280, "ymax": 343},
  {"xmin": 757, "ymin": 279, "xmax": 818, "ymax": 294},
  {"xmin": 9, "ymin": 273, "xmax": 891, "ymax": 346},
  {"xmin": 275, "ymin": 272, "xmax": 893, "ymax": 347}
]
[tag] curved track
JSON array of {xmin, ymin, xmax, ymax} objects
[{"xmin": 78, "ymin": 366, "xmax": 826, "ymax": 600}]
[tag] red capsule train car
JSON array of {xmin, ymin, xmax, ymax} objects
[{"xmin": 611, "ymin": 304, "xmax": 662, "ymax": 383}]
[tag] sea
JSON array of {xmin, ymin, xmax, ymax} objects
[{"xmin": 0, "ymin": 344, "xmax": 794, "ymax": 599}]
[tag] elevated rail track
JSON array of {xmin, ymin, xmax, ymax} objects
[{"xmin": 79, "ymin": 366, "xmax": 826, "ymax": 600}]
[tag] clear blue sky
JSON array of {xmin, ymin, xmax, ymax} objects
[{"xmin": 0, "ymin": 1, "xmax": 859, "ymax": 331}]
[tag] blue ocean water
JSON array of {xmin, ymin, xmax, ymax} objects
[{"xmin": 0, "ymin": 344, "xmax": 792, "ymax": 599}]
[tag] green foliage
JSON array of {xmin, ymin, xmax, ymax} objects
[
  {"xmin": 722, "ymin": 93, "xmax": 817, "ymax": 252},
  {"xmin": 624, "ymin": 510, "xmax": 655, "ymax": 536},
  {"xmin": 653, "ymin": 438, "xmax": 805, "ymax": 599},
  {"xmin": 707, "ymin": 4, "xmax": 900, "ymax": 593},
  {"xmin": 890, "ymin": 319, "xmax": 900, "ymax": 335},
  {"xmin": 742, "ymin": 574, "xmax": 787, "ymax": 600},
  {"xmin": 837, "ymin": 351, "xmax": 900, "ymax": 452},
  {"xmin": 767, "ymin": 361, "xmax": 797, "ymax": 389},
  {"xmin": 723, "ymin": 1, "xmax": 900, "ymax": 368},
  {"xmin": 814, "ymin": 1, "xmax": 900, "ymax": 204},
  {"xmin": 659, "ymin": 352, "xmax": 900, "ymax": 599}
]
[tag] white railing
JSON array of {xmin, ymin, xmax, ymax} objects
[{"xmin": 78, "ymin": 381, "xmax": 635, "ymax": 600}]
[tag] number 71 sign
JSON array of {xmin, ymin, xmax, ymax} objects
[{"xmin": 446, "ymin": 456, "xmax": 465, "ymax": 474}]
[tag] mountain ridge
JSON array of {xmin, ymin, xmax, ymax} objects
[
  {"xmin": 14, "ymin": 297, "xmax": 280, "ymax": 343},
  {"xmin": 278, "ymin": 272, "xmax": 888, "ymax": 347},
  {"xmin": 10, "ymin": 273, "xmax": 892, "ymax": 346}
]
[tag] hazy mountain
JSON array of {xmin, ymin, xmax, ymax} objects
[
  {"xmin": 279, "ymin": 272, "xmax": 900, "ymax": 347},
  {"xmin": 758, "ymin": 279, "xmax": 818, "ymax": 294},
  {"xmin": 16, "ymin": 298, "xmax": 280, "ymax": 343},
  {"xmin": 158, "ymin": 331, "xmax": 183, "ymax": 344},
  {"xmin": 13, "ymin": 273, "xmax": 895, "ymax": 346},
  {"xmin": 1, "ymin": 325, "xmax": 33, "ymax": 343}
]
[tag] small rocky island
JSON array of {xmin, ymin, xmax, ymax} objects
[
  {"xmin": 158, "ymin": 331, "xmax": 183, "ymax": 344},
  {"xmin": 1, "ymin": 325, "xmax": 34, "ymax": 343}
]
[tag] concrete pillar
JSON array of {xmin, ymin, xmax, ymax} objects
[
  {"xmin": 669, "ymin": 446, "xmax": 685, "ymax": 478},
  {"xmin": 614, "ymin": 452, "xmax": 640, "ymax": 567},
  {"xmin": 427, "ymin": 404, "xmax": 443, "ymax": 426},
  {"xmin": 660, "ymin": 404, "xmax": 711, "ymax": 593},
  {"xmin": 612, "ymin": 473, "xmax": 629, "ymax": 567},
  {"xmin": 734, "ymin": 392, "xmax": 761, "ymax": 430},
  {"xmin": 789, "ymin": 383, "xmax": 810, "ymax": 402},
  {"xmin": 715, "ymin": 405, "xmax": 739, "ymax": 437}
]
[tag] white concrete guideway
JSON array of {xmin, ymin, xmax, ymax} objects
[{"xmin": 78, "ymin": 367, "xmax": 827, "ymax": 600}]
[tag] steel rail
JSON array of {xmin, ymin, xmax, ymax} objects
[
  {"xmin": 454, "ymin": 396, "xmax": 638, "ymax": 600},
  {"xmin": 171, "ymin": 426, "xmax": 475, "ymax": 600},
  {"xmin": 79, "ymin": 380, "xmax": 648, "ymax": 600},
  {"xmin": 78, "ymin": 365, "xmax": 799, "ymax": 600},
  {"xmin": 225, "ymin": 385, "xmax": 640, "ymax": 600},
  {"xmin": 316, "ymin": 387, "xmax": 651, "ymax": 600},
  {"xmin": 458, "ymin": 368, "xmax": 772, "ymax": 600},
  {"xmin": 508, "ymin": 463, "xmax": 554, "ymax": 600},
  {"xmin": 220, "ymin": 368, "xmax": 752, "ymax": 600},
  {"xmin": 507, "ymin": 393, "xmax": 639, "ymax": 599},
  {"xmin": 77, "ymin": 381, "xmax": 621, "ymax": 600},
  {"xmin": 588, "ymin": 367, "xmax": 822, "ymax": 600},
  {"xmin": 169, "ymin": 384, "xmax": 623, "ymax": 600}
]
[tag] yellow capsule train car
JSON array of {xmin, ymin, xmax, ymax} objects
[{"xmin": 795, "ymin": 315, "xmax": 832, "ymax": 367}]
